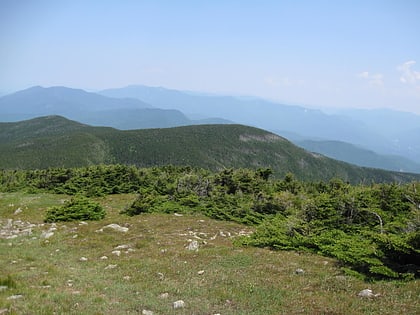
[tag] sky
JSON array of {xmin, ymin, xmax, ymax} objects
[{"xmin": 1, "ymin": 0, "xmax": 420, "ymax": 114}]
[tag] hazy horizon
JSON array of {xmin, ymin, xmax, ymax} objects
[{"xmin": 1, "ymin": 1, "xmax": 420, "ymax": 114}]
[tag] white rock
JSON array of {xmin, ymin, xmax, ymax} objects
[
  {"xmin": 114, "ymin": 244, "xmax": 130, "ymax": 249},
  {"xmin": 100, "ymin": 256, "xmax": 108, "ymax": 260},
  {"xmin": 79, "ymin": 257, "xmax": 88, "ymax": 262},
  {"xmin": 104, "ymin": 264, "xmax": 118, "ymax": 270},
  {"xmin": 186, "ymin": 240, "xmax": 199, "ymax": 251},
  {"xmin": 142, "ymin": 310, "xmax": 154, "ymax": 315},
  {"xmin": 7, "ymin": 294, "xmax": 23, "ymax": 300},
  {"xmin": 112, "ymin": 250, "xmax": 121, "ymax": 257},
  {"xmin": 197, "ymin": 270, "xmax": 205, "ymax": 275},
  {"xmin": 173, "ymin": 300, "xmax": 185, "ymax": 309},
  {"xmin": 123, "ymin": 276, "xmax": 131, "ymax": 280},
  {"xmin": 102, "ymin": 224, "xmax": 129, "ymax": 233},
  {"xmin": 159, "ymin": 292, "xmax": 169, "ymax": 299},
  {"xmin": 6, "ymin": 219, "xmax": 13, "ymax": 228},
  {"xmin": 358, "ymin": 289, "xmax": 381, "ymax": 298},
  {"xmin": 14, "ymin": 208, "xmax": 22, "ymax": 215},
  {"xmin": 41, "ymin": 231, "xmax": 54, "ymax": 239},
  {"xmin": 295, "ymin": 268, "xmax": 305, "ymax": 275}
]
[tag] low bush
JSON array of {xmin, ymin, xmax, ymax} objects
[{"xmin": 45, "ymin": 195, "xmax": 105, "ymax": 222}]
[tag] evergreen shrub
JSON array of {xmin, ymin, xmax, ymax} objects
[{"xmin": 45, "ymin": 195, "xmax": 105, "ymax": 222}]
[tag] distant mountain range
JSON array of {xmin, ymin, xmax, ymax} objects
[
  {"xmin": 0, "ymin": 86, "xmax": 231, "ymax": 129},
  {"xmin": 296, "ymin": 140, "xmax": 420, "ymax": 174},
  {"xmin": 1, "ymin": 115, "xmax": 419, "ymax": 184},
  {"xmin": 1, "ymin": 85, "xmax": 419, "ymax": 173}
]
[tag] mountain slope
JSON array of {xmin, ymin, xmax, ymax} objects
[
  {"xmin": 296, "ymin": 140, "xmax": 420, "ymax": 174},
  {"xmin": 1, "ymin": 116, "xmax": 419, "ymax": 183}
]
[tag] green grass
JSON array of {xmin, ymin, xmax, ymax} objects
[{"xmin": 1, "ymin": 192, "xmax": 419, "ymax": 314}]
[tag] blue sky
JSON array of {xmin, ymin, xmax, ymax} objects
[{"xmin": 1, "ymin": 0, "xmax": 420, "ymax": 113}]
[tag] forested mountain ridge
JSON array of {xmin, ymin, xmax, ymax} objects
[{"xmin": 1, "ymin": 116, "xmax": 420, "ymax": 183}]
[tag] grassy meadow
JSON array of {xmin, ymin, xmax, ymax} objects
[{"xmin": 1, "ymin": 192, "xmax": 419, "ymax": 314}]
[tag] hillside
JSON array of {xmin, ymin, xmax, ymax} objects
[{"xmin": 1, "ymin": 116, "xmax": 420, "ymax": 183}]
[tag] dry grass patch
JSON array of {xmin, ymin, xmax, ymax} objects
[{"xmin": 0, "ymin": 192, "xmax": 419, "ymax": 314}]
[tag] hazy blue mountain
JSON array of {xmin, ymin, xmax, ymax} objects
[
  {"xmin": 296, "ymin": 140, "xmax": 420, "ymax": 174},
  {"xmin": 335, "ymin": 108, "xmax": 420, "ymax": 161},
  {"xmin": 0, "ymin": 86, "xmax": 231, "ymax": 129},
  {"xmin": 0, "ymin": 86, "xmax": 151, "ymax": 117},
  {"xmin": 336, "ymin": 108, "xmax": 420, "ymax": 138}
]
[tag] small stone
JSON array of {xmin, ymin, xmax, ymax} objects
[
  {"xmin": 112, "ymin": 250, "xmax": 121, "ymax": 257},
  {"xmin": 123, "ymin": 276, "xmax": 131, "ymax": 280},
  {"xmin": 186, "ymin": 240, "xmax": 199, "ymax": 251},
  {"xmin": 79, "ymin": 257, "xmax": 88, "ymax": 262},
  {"xmin": 197, "ymin": 270, "xmax": 205, "ymax": 275},
  {"xmin": 358, "ymin": 289, "xmax": 381, "ymax": 298},
  {"xmin": 174, "ymin": 213, "xmax": 183, "ymax": 217},
  {"xmin": 104, "ymin": 264, "xmax": 118, "ymax": 270},
  {"xmin": 79, "ymin": 221, "xmax": 88, "ymax": 226},
  {"xmin": 14, "ymin": 208, "xmax": 23, "ymax": 215},
  {"xmin": 41, "ymin": 231, "xmax": 54, "ymax": 239},
  {"xmin": 295, "ymin": 268, "xmax": 305, "ymax": 275},
  {"xmin": 7, "ymin": 294, "xmax": 23, "ymax": 300},
  {"xmin": 142, "ymin": 310, "xmax": 154, "ymax": 315},
  {"xmin": 159, "ymin": 292, "xmax": 169, "ymax": 299},
  {"xmin": 72, "ymin": 234, "xmax": 78, "ymax": 239},
  {"xmin": 114, "ymin": 244, "xmax": 130, "ymax": 250},
  {"xmin": 173, "ymin": 300, "xmax": 185, "ymax": 309},
  {"xmin": 100, "ymin": 256, "xmax": 108, "ymax": 260},
  {"xmin": 102, "ymin": 224, "xmax": 128, "ymax": 233}
]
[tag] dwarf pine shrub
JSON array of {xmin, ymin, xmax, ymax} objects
[{"xmin": 45, "ymin": 195, "xmax": 105, "ymax": 222}]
